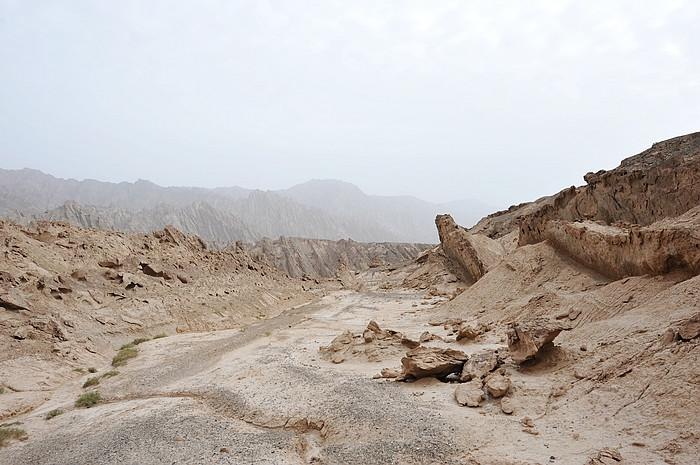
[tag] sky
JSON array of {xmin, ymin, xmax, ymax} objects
[{"xmin": 1, "ymin": 1, "xmax": 699, "ymax": 208}]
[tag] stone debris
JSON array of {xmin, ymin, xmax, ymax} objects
[
  {"xmin": 454, "ymin": 380, "xmax": 485, "ymax": 407},
  {"xmin": 401, "ymin": 346, "xmax": 469, "ymax": 380},
  {"xmin": 456, "ymin": 322, "xmax": 486, "ymax": 341},
  {"xmin": 460, "ymin": 348, "xmax": 502, "ymax": 381},
  {"xmin": 321, "ymin": 321, "xmax": 422, "ymax": 365},
  {"xmin": 588, "ymin": 448, "xmax": 623, "ymax": 465},
  {"xmin": 507, "ymin": 318, "xmax": 569, "ymax": 363},
  {"xmin": 678, "ymin": 313, "xmax": 700, "ymax": 340},
  {"xmin": 485, "ymin": 372, "xmax": 510, "ymax": 398},
  {"xmin": 500, "ymin": 397, "xmax": 514, "ymax": 414}
]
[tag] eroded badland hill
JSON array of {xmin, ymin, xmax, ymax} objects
[{"xmin": 1, "ymin": 133, "xmax": 699, "ymax": 464}]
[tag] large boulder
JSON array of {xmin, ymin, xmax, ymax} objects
[
  {"xmin": 507, "ymin": 318, "xmax": 568, "ymax": 363},
  {"xmin": 401, "ymin": 347, "xmax": 469, "ymax": 380},
  {"xmin": 460, "ymin": 348, "xmax": 500, "ymax": 381},
  {"xmin": 454, "ymin": 380, "xmax": 485, "ymax": 407}
]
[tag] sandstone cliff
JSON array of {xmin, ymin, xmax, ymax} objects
[
  {"xmin": 435, "ymin": 214, "xmax": 513, "ymax": 282},
  {"xmin": 246, "ymin": 236, "xmax": 431, "ymax": 278},
  {"xmin": 463, "ymin": 132, "xmax": 700, "ymax": 280}
]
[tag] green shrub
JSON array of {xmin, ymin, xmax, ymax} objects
[
  {"xmin": 0, "ymin": 387, "xmax": 4, "ymax": 394},
  {"xmin": 82, "ymin": 377, "xmax": 100, "ymax": 388},
  {"xmin": 120, "ymin": 342, "xmax": 134, "ymax": 350},
  {"xmin": 101, "ymin": 370, "xmax": 119, "ymax": 378},
  {"xmin": 0, "ymin": 427, "xmax": 27, "ymax": 447},
  {"xmin": 75, "ymin": 392, "xmax": 101, "ymax": 408},
  {"xmin": 132, "ymin": 337, "xmax": 149, "ymax": 345},
  {"xmin": 45, "ymin": 409, "xmax": 63, "ymax": 420},
  {"xmin": 112, "ymin": 347, "xmax": 138, "ymax": 367},
  {"xmin": 153, "ymin": 333, "xmax": 167, "ymax": 339},
  {"xmin": 88, "ymin": 367, "xmax": 97, "ymax": 373},
  {"xmin": 73, "ymin": 367, "xmax": 84, "ymax": 373}
]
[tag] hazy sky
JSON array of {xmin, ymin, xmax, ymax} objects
[{"xmin": 1, "ymin": 1, "xmax": 699, "ymax": 208}]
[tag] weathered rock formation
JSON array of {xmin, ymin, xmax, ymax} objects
[
  {"xmin": 519, "ymin": 206, "xmax": 700, "ymax": 279},
  {"xmin": 468, "ymin": 132, "xmax": 700, "ymax": 280},
  {"xmin": 435, "ymin": 214, "xmax": 507, "ymax": 282},
  {"xmin": 506, "ymin": 318, "xmax": 569, "ymax": 363},
  {"xmin": 247, "ymin": 236, "xmax": 430, "ymax": 278},
  {"xmin": 454, "ymin": 380, "xmax": 484, "ymax": 407},
  {"xmin": 400, "ymin": 346, "xmax": 469, "ymax": 380},
  {"xmin": 319, "ymin": 321, "xmax": 420, "ymax": 364},
  {"xmin": 0, "ymin": 220, "xmax": 316, "ymax": 389}
]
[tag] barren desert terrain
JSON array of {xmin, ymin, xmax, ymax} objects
[{"xmin": 1, "ymin": 132, "xmax": 699, "ymax": 464}]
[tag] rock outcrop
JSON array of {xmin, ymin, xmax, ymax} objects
[
  {"xmin": 435, "ymin": 214, "xmax": 506, "ymax": 282},
  {"xmin": 506, "ymin": 318, "xmax": 569, "ymax": 363},
  {"xmin": 0, "ymin": 220, "xmax": 316, "ymax": 380},
  {"xmin": 519, "ymin": 207, "xmax": 700, "ymax": 279},
  {"xmin": 470, "ymin": 131, "xmax": 700, "ymax": 280},
  {"xmin": 400, "ymin": 346, "xmax": 469, "ymax": 380},
  {"xmin": 247, "ymin": 236, "xmax": 430, "ymax": 278},
  {"xmin": 320, "ymin": 321, "xmax": 421, "ymax": 364}
]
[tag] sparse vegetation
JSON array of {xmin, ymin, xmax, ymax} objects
[
  {"xmin": 153, "ymin": 333, "xmax": 167, "ymax": 339},
  {"xmin": 0, "ymin": 421, "xmax": 22, "ymax": 427},
  {"xmin": 45, "ymin": 409, "xmax": 63, "ymax": 420},
  {"xmin": 0, "ymin": 387, "xmax": 4, "ymax": 394},
  {"xmin": 88, "ymin": 367, "xmax": 97, "ymax": 373},
  {"xmin": 132, "ymin": 337, "xmax": 149, "ymax": 345},
  {"xmin": 101, "ymin": 370, "xmax": 119, "ymax": 378},
  {"xmin": 75, "ymin": 391, "xmax": 101, "ymax": 408},
  {"xmin": 73, "ymin": 367, "xmax": 84, "ymax": 373},
  {"xmin": 112, "ymin": 346, "xmax": 138, "ymax": 367},
  {"xmin": 82, "ymin": 377, "xmax": 100, "ymax": 388},
  {"xmin": 120, "ymin": 342, "xmax": 134, "ymax": 350},
  {"xmin": 0, "ymin": 426, "xmax": 27, "ymax": 448}
]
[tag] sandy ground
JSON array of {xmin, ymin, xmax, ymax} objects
[{"xmin": 1, "ymin": 262, "xmax": 698, "ymax": 464}]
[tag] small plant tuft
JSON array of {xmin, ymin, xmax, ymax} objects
[
  {"xmin": 0, "ymin": 387, "xmax": 4, "ymax": 394},
  {"xmin": 101, "ymin": 370, "xmax": 119, "ymax": 378},
  {"xmin": 153, "ymin": 333, "xmax": 167, "ymax": 339},
  {"xmin": 0, "ymin": 426, "xmax": 27, "ymax": 448},
  {"xmin": 75, "ymin": 391, "xmax": 101, "ymax": 408},
  {"xmin": 112, "ymin": 346, "xmax": 138, "ymax": 367},
  {"xmin": 45, "ymin": 409, "xmax": 63, "ymax": 420},
  {"xmin": 82, "ymin": 377, "xmax": 100, "ymax": 388},
  {"xmin": 88, "ymin": 367, "xmax": 97, "ymax": 373},
  {"xmin": 73, "ymin": 367, "xmax": 84, "ymax": 373},
  {"xmin": 132, "ymin": 337, "xmax": 149, "ymax": 345},
  {"xmin": 120, "ymin": 342, "xmax": 135, "ymax": 350}
]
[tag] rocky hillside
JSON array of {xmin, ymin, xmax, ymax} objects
[
  {"xmin": 0, "ymin": 220, "xmax": 320, "ymax": 419},
  {"xmin": 11, "ymin": 200, "xmax": 261, "ymax": 247},
  {"xmin": 0, "ymin": 132, "xmax": 698, "ymax": 464},
  {"xmin": 0, "ymin": 170, "xmax": 492, "ymax": 244},
  {"xmin": 245, "ymin": 236, "xmax": 431, "ymax": 278}
]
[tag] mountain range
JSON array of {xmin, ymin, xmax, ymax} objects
[{"xmin": 0, "ymin": 168, "xmax": 494, "ymax": 245}]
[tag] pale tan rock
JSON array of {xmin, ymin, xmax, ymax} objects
[
  {"xmin": 380, "ymin": 368, "xmax": 401, "ymax": 378},
  {"xmin": 679, "ymin": 313, "xmax": 700, "ymax": 340},
  {"xmin": 460, "ymin": 349, "xmax": 499, "ymax": 381},
  {"xmin": 456, "ymin": 323, "xmax": 484, "ymax": 341},
  {"xmin": 435, "ymin": 214, "xmax": 506, "ymax": 282},
  {"xmin": 485, "ymin": 373, "xmax": 510, "ymax": 398},
  {"xmin": 401, "ymin": 347, "xmax": 469, "ymax": 380},
  {"xmin": 454, "ymin": 380, "xmax": 485, "ymax": 407},
  {"xmin": 500, "ymin": 397, "xmax": 514, "ymax": 414},
  {"xmin": 367, "ymin": 320, "xmax": 382, "ymax": 334},
  {"xmin": 589, "ymin": 448, "xmax": 623, "ymax": 464},
  {"xmin": 507, "ymin": 318, "xmax": 568, "ymax": 363},
  {"xmin": 13, "ymin": 326, "xmax": 31, "ymax": 340}
]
